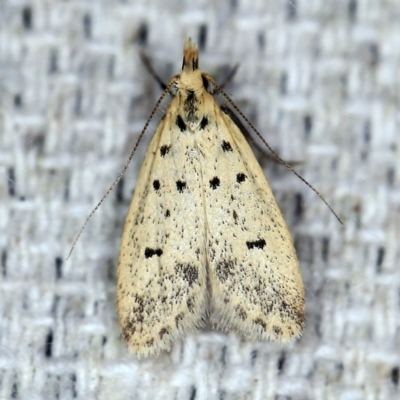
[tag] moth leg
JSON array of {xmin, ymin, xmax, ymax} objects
[
  {"xmin": 219, "ymin": 64, "xmax": 239, "ymax": 89},
  {"xmin": 140, "ymin": 50, "xmax": 168, "ymax": 90}
]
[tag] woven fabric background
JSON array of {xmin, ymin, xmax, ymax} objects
[{"xmin": 1, "ymin": 1, "xmax": 399, "ymax": 399}]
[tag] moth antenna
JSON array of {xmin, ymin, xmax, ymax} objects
[
  {"xmin": 204, "ymin": 73, "xmax": 344, "ymax": 225},
  {"xmin": 66, "ymin": 78, "xmax": 176, "ymax": 260}
]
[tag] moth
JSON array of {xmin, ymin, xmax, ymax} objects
[{"xmin": 116, "ymin": 38, "xmax": 305, "ymax": 357}]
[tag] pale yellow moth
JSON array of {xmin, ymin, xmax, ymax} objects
[{"xmin": 116, "ymin": 38, "xmax": 305, "ymax": 358}]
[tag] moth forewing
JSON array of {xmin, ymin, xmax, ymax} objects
[
  {"xmin": 116, "ymin": 38, "xmax": 304, "ymax": 358},
  {"xmin": 205, "ymin": 106, "xmax": 305, "ymax": 341}
]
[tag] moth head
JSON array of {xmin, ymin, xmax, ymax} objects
[
  {"xmin": 178, "ymin": 37, "xmax": 204, "ymax": 92},
  {"xmin": 182, "ymin": 37, "xmax": 199, "ymax": 71}
]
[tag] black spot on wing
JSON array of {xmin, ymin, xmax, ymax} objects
[
  {"xmin": 209, "ymin": 176, "xmax": 220, "ymax": 189},
  {"xmin": 200, "ymin": 117, "xmax": 208, "ymax": 130},
  {"xmin": 176, "ymin": 180, "xmax": 187, "ymax": 192},
  {"xmin": 160, "ymin": 145, "xmax": 170, "ymax": 157},
  {"xmin": 144, "ymin": 248, "xmax": 163, "ymax": 258},
  {"xmin": 176, "ymin": 115, "xmax": 186, "ymax": 131},
  {"xmin": 165, "ymin": 209, "xmax": 170, "ymax": 217},
  {"xmin": 221, "ymin": 141, "xmax": 233, "ymax": 152},
  {"xmin": 236, "ymin": 173, "xmax": 246, "ymax": 183},
  {"xmin": 246, "ymin": 239, "xmax": 266, "ymax": 250},
  {"xmin": 153, "ymin": 180, "xmax": 160, "ymax": 190}
]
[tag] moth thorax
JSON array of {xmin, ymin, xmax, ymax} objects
[{"xmin": 178, "ymin": 69, "xmax": 204, "ymax": 93}]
